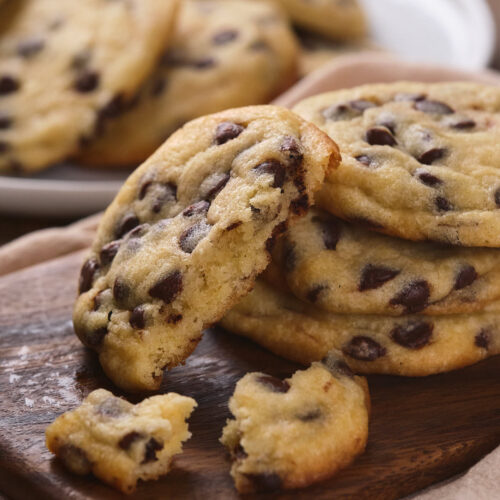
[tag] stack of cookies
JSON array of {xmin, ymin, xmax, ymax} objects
[
  {"xmin": 0, "ymin": 0, "xmax": 370, "ymax": 174},
  {"xmin": 222, "ymin": 82, "xmax": 500, "ymax": 377}
]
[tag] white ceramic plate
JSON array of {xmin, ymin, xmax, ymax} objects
[{"xmin": 0, "ymin": 0, "xmax": 496, "ymax": 217}]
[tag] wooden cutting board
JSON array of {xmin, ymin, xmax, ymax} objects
[{"xmin": 0, "ymin": 251, "xmax": 499, "ymax": 500}]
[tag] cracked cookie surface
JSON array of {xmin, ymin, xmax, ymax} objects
[
  {"xmin": 0, "ymin": 0, "xmax": 179, "ymax": 173},
  {"xmin": 73, "ymin": 105, "xmax": 339, "ymax": 392},
  {"xmin": 77, "ymin": 0, "xmax": 298, "ymax": 167},
  {"xmin": 46, "ymin": 389, "xmax": 196, "ymax": 494},
  {"xmin": 220, "ymin": 350, "xmax": 369, "ymax": 493},
  {"xmin": 294, "ymin": 82, "xmax": 500, "ymax": 247},
  {"xmin": 221, "ymin": 280, "xmax": 500, "ymax": 376},
  {"xmin": 271, "ymin": 208, "xmax": 500, "ymax": 315}
]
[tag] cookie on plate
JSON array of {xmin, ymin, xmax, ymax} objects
[
  {"xmin": 294, "ymin": 82, "xmax": 500, "ymax": 247},
  {"xmin": 77, "ymin": 0, "xmax": 298, "ymax": 167},
  {"xmin": 73, "ymin": 105, "xmax": 340, "ymax": 392},
  {"xmin": 274, "ymin": 0, "xmax": 366, "ymax": 41},
  {"xmin": 0, "ymin": 0, "xmax": 179, "ymax": 173},
  {"xmin": 271, "ymin": 208, "xmax": 500, "ymax": 315},
  {"xmin": 221, "ymin": 280, "xmax": 500, "ymax": 376},
  {"xmin": 220, "ymin": 350, "xmax": 370, "ymax": 493},
  {"xmin": 46, "ymin": 389, "xmax": 196, "ymax": 494}
]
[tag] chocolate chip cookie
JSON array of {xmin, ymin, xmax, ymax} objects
[
  {"xmin": 73, "ymin": 105, "xmax": 340, "ymax": 392},
  {"xmin": 220, "ymin": 350, "xmax": 369, "ymax": 493},
  {"xmin": 271, "ymin": 208, "xmax": 500, "ymax": 315},
  {"xmin": 221, "ymin": 281, "xmax": 500, "ymax": 376},
  {"xmin": 274, "ymin": 0, "xmax": 366, "ymax": 41},
  {"xmin": 46, "ymin": 389, "xmax": 196, "ymax": 494},
  {"xmin": 77, "ymin": 0, "xmax": 298, "ymax": 167},
  {"xmin": 293, "ymin": 82, "xmax": 500, "ymax": 247},
  {"xmin": 0, "ymin": 0, "xmax": 179, "ymax": 173}
]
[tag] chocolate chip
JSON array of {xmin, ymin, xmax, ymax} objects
[
  {"xmin": 415, "ymin": 99, "xmax": 454, "ymax": 115},
  {"xmin": 151, "ymin": 77, "xmax": 166, "ymax": 97},
  {"xmin": 244, "ymin": 473, "xmax": 282, "ymax": 492},
  {"xmin": 0, "ymin": 113, "xmax": 12, "ymax": 129},
  {"xmin": 451, "ymin": 119, "xmax": 476, "ymax": 130},
  {"xmin": 128, "ymin": 224, "xmax": 149, "ymax": 239},
  {"xmin": 355, "ymin": 154, "xmax": 373, "ymax": 167},
  {"xmin": 183, "ymin": 200, "xmax": 210, "ymax": 217},
  {"xmin": 391, "ymin": 321, "xmax": 434, "ymax": 349},
  {"xmin": 115, "ymin": 213, "xmax": 140, "ymax": 238},
  {"xmin": 343, "ymin": 336, "xmax": 386, "ymax": 361},
  {"xmin": 130, "ymin": 305, "xmax": 146, "ymax": 329},
  {"xmin": 58, "ymin": 444, "xmax": 92, "ymax": 475},
  {"xmin": 149, "ymin": 270, "xmax": 183, "ymax": 304},
  {"xmin": 17, "ymin": 38, "xmax": 45, "ymax": 58},
  {"xmin": 322, "ymin": 356, "xmax": 354, "ymax": 378},
  {"xmin": 306, "ymin": 285, "xmax": 327, "ymax": 303},
  {"xmin": 86, "ymin": 326, "xmax": 107, "ymax": 347},
  {"xmin": 99, "ymin": 94, "xmax": 125, "ymax": 120},
  {"xmin": 297, "ymin": 408, "xmax": 322, "ymax": 422},
  {"xmin": 141, "ymin": 438, "xmax": 163, "ymax": 464},
  {"xmin": 418, "ymin": 148, "xmax": 447, "ymax": 165},
  {"xmin": 280, "ymin": 136, "xmax": 303, "ymax": 168},
  {"xmin": 253, "ymin": 160, "xmax": 286, "ymax": 188},
  {"xmin": 454, "ymin": 265, "xmax": 477, "ymax": 290},
  {"xmin": 179, "ymin": 221, "xmax": 211, "ymax": 253},
  {"xmin": 256, "ymin": 374, "xmax": 290, "ymax": 393},
  {"xmin": 0, "ymin": 141, "xmax": 10, "ymax": 154},
  {"xmin": 118, "ymin": 431, "xmax": 142, "ymax": 450},
  {"xmin": 139, "ymin": 179, "xmax": 154, "ymax": 200},
  {"xmin": 214, "ymin": 121, "xmax": 245, "ymax": 145},
  {"xmin": 312, "ymin": 215, "xmax": 341, "ymax": 250},
  {"xmin": 415, "ymin": 169, "xmax": 442, "ymax": 187},
  {"xmin": 79, "ymin": 258, "xmax": 99, "ymax": 293},
  {"xmin": 152, "ymin": 183, "xmax": 177, "ymax": 213},
  {"xmin": 365, "ymin": 127, "xmax": 397, "ymax": 146},
  {"xmin": 291, "ymin": 193, "xmax": 309, "ymax": 215},
  {"xmin": 193, "ymin": 57, "xmax": 216, "ymax": 69},
  {"xmin": 113, "ymin": 277, "xmax": 130, "ymax": 304},
  {"xmin": 475, "ymin": 329, "xmax": 490, "ymax": 349},
  {"xmin": 494, "ymin": 188, "xmax": 500, "ymax": 207},
  {"xmin": 0, "ymin": 75, "xmax": 20, "ymax": 95},
  {"xmin": 350, "ymin": 99, "xmax": 376, "ymax": 112},
  {"xmin": 359, "ymin": 264, "xmax": 400, "ymax": 291},
  {"xmin": 389, "ymin": 280, "xmax": 430, "ymax": 313},
  {"xmin": 283, "ymin": 241, "xmax": 296, "ymax": 272},
  {"xmin": 213, "ymin": 29, "xmax": 238, "ymax": 45},
  {"xmin": 167, "ymin": 313, "xmax": 183, "ymax": 324},
  {"xmin": 202, "ymin": 172, "xmax": 230, "ymax": 200},
  {"xmin": 100, "ymin": 241, "xmax": 121, "ymax": 266},
  {"xmin": 436, "ymin": 196, "xmax": 452, "ymax": 212},
  {"xmin": 234, "ymin": 443, "xmax": 247, "ymax": 460},
  {"xmin": 74, "ymin": 70, "xmax": 99, "ymax": 92}
]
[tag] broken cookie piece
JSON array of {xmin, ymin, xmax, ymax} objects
[
  {"xmin": 46, "ymin": 389, "xmax": 196, "ymax": 494},
  {"xmin": 220, "ymin": 351, "xmax": 370, "ymax": 493}
]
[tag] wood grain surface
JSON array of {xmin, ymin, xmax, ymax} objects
[{"xmin": 0, "ymin": 252, "xmax": 499, "ymax": 500}]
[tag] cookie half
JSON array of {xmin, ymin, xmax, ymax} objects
[
  {"xmin": 46, "ymin": 389, "xmax": 196, "ymax": 494},
  {"xmin": 220, "ymin": 350, "xmax": 370, "ymax": 493},
  {"xmin": 221, "ymin": 280, "xmax": 500, "ymax": 376},
  {"xmin": 73, "ymin": 105, "xmax": 340, "ymax": 391},
  {"xmin": 0, "ymin": 0, "xmax": 179, "ymax": 173},
  {"xmin": 271, "ymin": 208, "xmax": 500, "ymax": 315},
  {"xmin": 294, "ymin": 82, "xmax": 500, "ymax": 247},
  {"xmin": 76, "ymin": 0, "xmax": 298, "ymax": 167}
]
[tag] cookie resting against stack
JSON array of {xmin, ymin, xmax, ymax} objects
[
  {"xmin": 0, "ymin": 0, "xmax": 180, "ymax": 173},
  {"xmin": 222, "ymin": 82, "xmax": 500, "ymax": 378},
  {"xmin": 73, "ymin": 105, "xmax": 340, "ymax": 392},
  {"xmin": 77, "ymin": 0, "xmax": 299, "ymax": 166}
]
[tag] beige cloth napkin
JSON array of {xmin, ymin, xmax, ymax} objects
[{"xmin": 1, "ymin": 53, "xmax": 499, "ymax": 499}]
